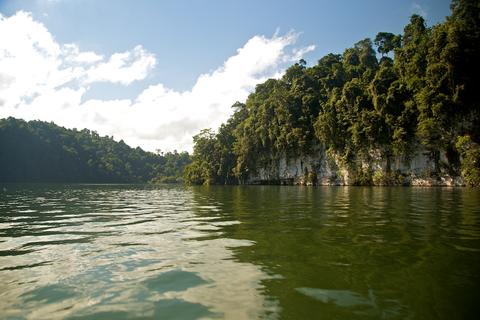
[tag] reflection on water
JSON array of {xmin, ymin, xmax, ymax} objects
[
  {"xmin": 0, "ymin": 184, "xmax": 479, "ymax": 319},
  {"xmin": 296, "ymin": 287, "xmax": 376, "ymax": 307},
  {"xmin": 0, "ymin": 185, "xmax": 273, "ymax": 319}
]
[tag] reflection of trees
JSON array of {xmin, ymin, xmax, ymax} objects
[
  {"xmin": 190, "ymin": 186, "xmax": 480, "ymax": 320},
  {"xmin": 188, "ymin": 185, "xmax": 279, "ymax": 319}
]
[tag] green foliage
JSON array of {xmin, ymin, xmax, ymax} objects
[
  {"xmin": 352, "ymin": 169, "xmax": 373, "ymax": 186},
  {"xmin": 456, "ymin": 135, "xmax": 480, "ymax": 186},
  {"xmin": 372, "ymin": 170, "xmax": 407, "ymax": 186},
  {"xmin": 185, "ymin": 0, "xmax": 478, "ymax": 186},
  {"xmin": 374, "ymin": 32, "xmax": 402, "ymax": 56},
  {"xmin": 184, "ymin": 102, "xmax": 249, "ymax": 185},
  {"xmin": 306, "ymin": 171, "xmax": 318, "ymax": 185},
  {"xmin": 0, "ymin": 118, "xmax": 190, "ymax": 183},
  {"xmin": 150, "ymin": 150, "xmax": 191, "ymax": 184},
  {"xmin": 183, "ymin": 129, "xmax": 217, "ymax": 185}
]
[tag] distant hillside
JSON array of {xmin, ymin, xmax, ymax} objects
[{"xmin": 0, "ymin": 117, "xmax": 190, "ymax": 183}]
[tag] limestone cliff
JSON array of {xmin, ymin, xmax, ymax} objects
[{"xmin": 247, "ymin": 145, "xmax": 464, "ymax": 186}]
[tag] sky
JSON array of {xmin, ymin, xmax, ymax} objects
[{"xmin": 0, "ymin": 0, "xmax": 451, "ymax": 152}]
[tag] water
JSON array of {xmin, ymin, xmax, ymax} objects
[{"xmin": 0, "ymin": 184, "xmax": 479, "ymax": 319}]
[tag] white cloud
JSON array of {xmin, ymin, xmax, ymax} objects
[
  {"xmin": 64, "ymin": 44, "xmax": 103, "ymax": 64},
  {"xmin": 85, "ymin": 45, "xmax": 156, "ymax": 85},
  {"xmin": 411, "ymin": 3, "xmax": 427, "ymax": 18},
  {"xmin": 0, "ymin": 11, "xmax": 63, "ymax": 107},
  {"xmin": 0, "ymin": 11, "xmax": 155, "ymax": 108},
  {"xmin": 0, "ymin": 11, "xmax": 315, "ymax": 152}
]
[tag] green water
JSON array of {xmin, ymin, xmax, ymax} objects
[{"xmin": 0, "ymin": 185, "xmax": 479, "ymax": 319}]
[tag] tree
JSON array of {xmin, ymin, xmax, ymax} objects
[
  {"xmin": 186, "ymin": 2, "xmax": 478, "ymax": 185},
  {"xmin": 374, "ymin": 32, "xmax": 401, "ymax": 56},
  {"xmin": 0, "ymin": 118, "xmax": 191, "ymax": 183}
]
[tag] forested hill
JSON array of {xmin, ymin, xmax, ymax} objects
[
  {"xmin": 185, "ymin": 0, "xmax": 480, "ymax": 186},
  {"xmin": 0, "ymin": 118, "xmax": 190, "ymax": 183}
]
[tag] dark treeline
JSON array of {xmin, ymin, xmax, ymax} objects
[
  {"xmin": 0, "ymin": 118, "xmax": 190, "ymax": 183},
  {"xmin": 185, "ymin": 0, "xmax": 480, "ymax": 186}
]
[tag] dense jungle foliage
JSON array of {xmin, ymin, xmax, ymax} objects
[
  {"xmin": 0, "ymin": 118, "xmax": 190, "ymax": 183},
  {"xmin": 185, "ymin": 0, "xmax": 480, "ymax": 186}
]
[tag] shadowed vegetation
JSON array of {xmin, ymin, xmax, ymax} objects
[{"xmin": 0, "ymin": 117, "xmax": 190, "ymax": 183}]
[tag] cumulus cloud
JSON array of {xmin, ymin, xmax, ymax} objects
[
  {"xmin": 0, "ymin": 11, "xmax": 315, "ymax": 152},
  {"xmin": 63, "ymin": 44, "xmax": 103, "ymax": 64},
  {"xmin": 411, "ymin": 3, "xmax": 427, "ymax": 18},
  {"xmin": 85, "ymin": 45, "xmax": 156, "ymax": 85},
  {"xmin": 0, "ymin": 11, "xmax": 155, "ymax": 108}
]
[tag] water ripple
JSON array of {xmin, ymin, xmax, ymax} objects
[{"xmin": 0, "ymin": 185, "xmax": 479, "ymax": 319}]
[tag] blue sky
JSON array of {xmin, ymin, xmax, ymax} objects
[
  {"xmin": 0, "ymin": 0, "xmax": 452, "ymax": 151},
  {"xmin": 1, "ymin": 0, "xmax": 451, "ymax": 92}
]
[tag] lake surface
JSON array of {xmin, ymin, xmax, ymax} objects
[{"xmin": 0, "ymin": 184, "xmax": 479, "ymax": 319}]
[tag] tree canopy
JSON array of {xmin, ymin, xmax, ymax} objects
[
  {"xmin": 0, "ymin": 118, "xmax": 190, "ymax": 183},
  {"xmin": 185, "ymin": 0, "xmax": 479, "ymax": 186}
]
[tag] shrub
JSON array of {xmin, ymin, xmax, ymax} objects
[{"xmin": 456, "ymin": 135, "xmax": 480, "ymax": 187}]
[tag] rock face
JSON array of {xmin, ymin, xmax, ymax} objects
[{"xmin": 247, "ymin": 145, "xmax": 464, "ymax": 186}]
